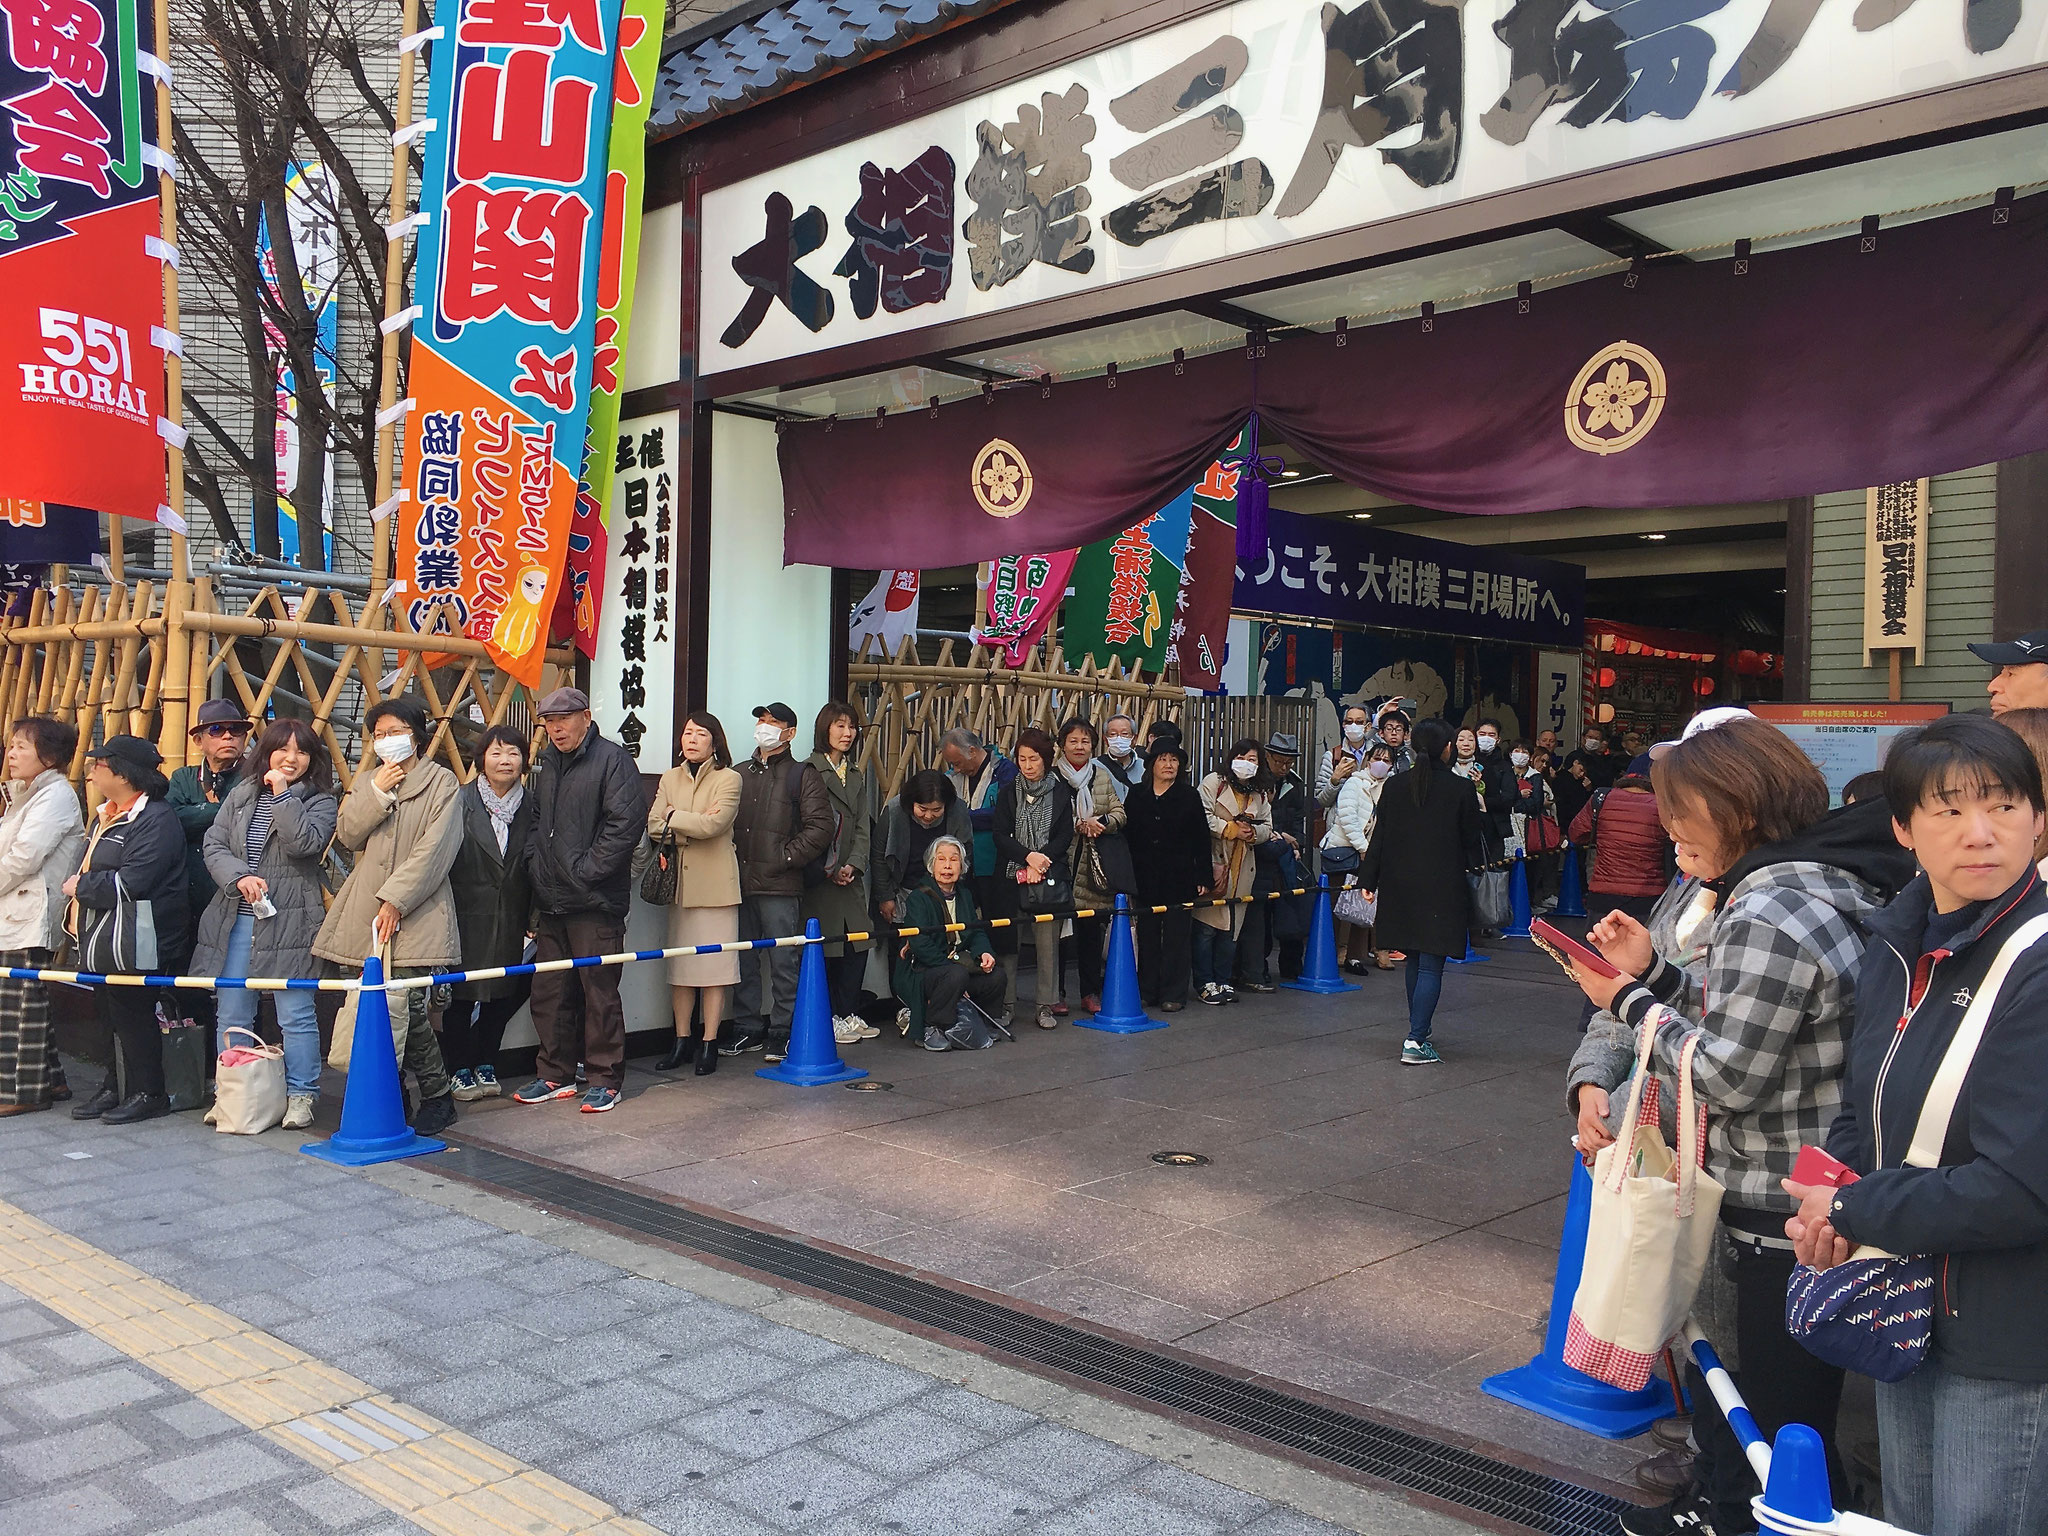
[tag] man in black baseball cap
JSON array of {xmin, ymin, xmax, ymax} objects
[{"xmin": 1968, "ymin": 631, "xmax": 2048, "ymax": 715}]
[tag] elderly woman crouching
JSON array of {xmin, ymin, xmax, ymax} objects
[{"xmin": 893, "ymin": 836, "xmax": 1006, "ymax": 1052}]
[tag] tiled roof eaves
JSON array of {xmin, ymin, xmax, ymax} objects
[{"xmin": 649, "ymin": 0, "xmax": 1020, "ymax": 139}]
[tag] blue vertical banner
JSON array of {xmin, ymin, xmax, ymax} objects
[
  {"xmin": 256, "ymin": 161, "xmax": 339, "ymax": 564},
  {"xmin": 398, "ymin": 0, "xmax": 624, "ymax": 685}
]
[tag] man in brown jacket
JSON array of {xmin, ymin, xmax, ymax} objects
[{"xmin": 723, "ymin": 702, "xmax": 833, "ymax": 1061}]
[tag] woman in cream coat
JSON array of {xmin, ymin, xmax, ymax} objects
[
  {"xmin": 646, "ymin": 710, "xmax": 742, "ymax": 1074},
  {"xmin": 0, "ymin": 717, "xmax": 85, "ymax": 1115}
]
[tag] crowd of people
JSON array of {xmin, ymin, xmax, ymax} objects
[{"xmin": 0, "ymin": 640, "xmax": 2043, "ymax": 1534}]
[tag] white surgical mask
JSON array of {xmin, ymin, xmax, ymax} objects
[
  {"xmin": 754, "ymin": 722, "xmax": 785, "ymax": 750},
  {"xmin": 1584, "ymin": 739, "xmax": 1603, "ymax": 753},
  {"xmin": 1367, "ymin": 761, "xmax": 1393, "ymax": 780},
  {"xmin": 1230, "ymin": 758, "xmax": 1257, "ymax": 781},
  {"xmin": 1343, "ymin": 723, "xmax": 1367, "ymax": 744},
  {"xmin": 1477, "ymin": 733, "xmax": 1498, "ymax": 752},
  {"xmin": 1510, "ymin": 751, "xmax": 1531, "ymax": 768},
  {"xmin": 1106, "ymin": 735, "xmax": 1132, "ymax": 757},
  {"xmin": 372, "ymin": 735, "xmax": 414, "ymax": 765}
]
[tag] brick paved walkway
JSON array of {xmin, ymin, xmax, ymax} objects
[{"xmin": 0, "ymin": 1111, "xmax": 1483, "ymax": 1536}]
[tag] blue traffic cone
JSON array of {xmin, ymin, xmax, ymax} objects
[
  {"xmin": 1282, "ymin": 876, "xmax": 1361, "ymax": 994},
  {"xmin": 1447, "ymin": 930, "xmax": 1491, "ymax": 965},
  {"xmin": 1076, "ymin": 895, "xmax": 1167, "ymax": 1033},
  {"xmin": 1504, "ymin": 852, "xmax": 1533, "ymax": 940},
  {"xmin": 302, "ymin": 955, "xmax": 446, "ymax": 1167},
  {"xmin": 1481, "ymin": 1153, "xmax": 1676, "ymax": 1438},
  {"xmin": 1555, "ymin": 845, "xmax": 1587, "ymax": 919},
  {"xmin": 1756, "ymin": 1425, "xmax": 1836, "ymax": 1533},
  {"xmin": 758, "ymin": 920, "xmax": 867, "ymax": 1086}
]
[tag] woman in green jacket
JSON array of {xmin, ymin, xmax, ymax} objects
[{"xmin": 893, "ymin": 837, "xmax": 1006, "ymax": 1051}]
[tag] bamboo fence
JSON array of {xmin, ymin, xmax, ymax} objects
[
  {"xmin": 0, "ymin": 572, "xmax": 576, "ymax": 794},
  {"xmin": 848, "ymin": 634, "xmax": 1185, "ymax": 800}
]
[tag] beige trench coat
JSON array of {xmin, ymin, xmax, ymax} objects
[
  {"xmin": 312, "ymin": 758, "xmax": 464, "ymax": 969},
  {"xmin": 1195, "ymin": 773, "xmax": 1273, "ymax": 937},
  {"xmin": 647, "ymin": 762, "xmax": 742, "ymax": 908}
]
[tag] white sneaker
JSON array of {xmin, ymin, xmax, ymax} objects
[
  {"xmin": 281, "ymin": 1094, "xmax": 315, "ymax": 1130},
  {"xmin": 856, "ymin": 1021, "xmax": 881, "ymax": 1039},
  {"xmin": 832, "ymin": 1016, "xmax": 864, "ymax": 1044}
]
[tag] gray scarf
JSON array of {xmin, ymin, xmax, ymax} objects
[{"xmin": 1012, "ymin": 773, "xmax": 1058, "ymax": 863}]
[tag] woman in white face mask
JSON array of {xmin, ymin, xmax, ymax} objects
[
  {"xmin": 1193, "ymin": 740, "xmax": 1274, "ymax": 1004},
  {"xmin": 311, "ymin": 695, "xmax": 465, "ymax": 1135},
  {"xmin": 1317, "ymin": 707, "xmax": 1374, "ymax": 812},
  {"xmin": 1325, "ymin": 745, "xmax": 1396, "ymax": 971}
]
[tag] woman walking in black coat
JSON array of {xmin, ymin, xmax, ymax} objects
[
  {"xmin": 1359, "ymin": 718, "xmax": 1483, "ymax": 1065},
  {"xmin": 1122, "ymin": 741, "xmax": 1210, "ymax": 1011}
]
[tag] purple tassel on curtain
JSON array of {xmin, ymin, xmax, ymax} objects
[
  {"xmin": 1234, "ymin": 472, "xmax": 1268, "ymax": 568},
  {"xmin": 1234, "ymin": 413, "xmax": 1270, "ymax": 567}
]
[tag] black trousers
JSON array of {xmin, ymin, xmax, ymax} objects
[
  {"xmin": 922, "ymin": 961, "xmax": 1007, "ymax": 1030},
  {"xmin": 101, "ymin": 986, "xmax": 164, "ymax": 1098},
  {"xmin": 441, "ymin": 991, "xmax": 529, "ymax": 1074},
  {"xmin": 971, "ymin": 872, "xmax": 1018, "ymax": 956},
  {"xmin": 1135, "ymin": 908, "xmax": 1192, "ymax": 1007},
  {"xmin": 825, "ymin": 952, "xmax": 866, "ymax": 1016},
  {"xmin": 1070, "ymin": 914, "xmax": 1109, "ymax": 998},
  {"xmin": 1690, "ymin": 1231, "xmax": 1846, "ymax": 1526},
  {"xmin": 1233, "ymin": 901, "xmax": 1271, "ymax": 984}
]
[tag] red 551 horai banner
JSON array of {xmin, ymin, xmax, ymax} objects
[
  {"xmin": 397, "ymin": 0, "xmax": 624, "ymax": 686},
  {"xmin": 0, "ymin": 0, "xmax": 173, "ymax": 525}
]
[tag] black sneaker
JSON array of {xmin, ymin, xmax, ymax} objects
[
  {"xmin": 718, "ymin": 1031, "xmax": 765, "ymax": 1058},
  {"xmin": 1617, "ymin": 1492, "xmax": 1718, "ymax": 1536},
  {"xmin": 412, "ymin": 1091, "xmax": 457, "ymax": 1135}
]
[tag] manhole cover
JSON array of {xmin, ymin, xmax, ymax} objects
[
  {"xmin": 1151, "ymin": 1151, "xmax": 1210, "ymax": 1167},
  {"xmin": 845, "ymin": 1081, "xmax": 895, "ymax": 1092}
]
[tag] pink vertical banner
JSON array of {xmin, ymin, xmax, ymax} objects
[{"xmin": 975, "ymin": 549, "xmax": 1079, "ymax": 666}]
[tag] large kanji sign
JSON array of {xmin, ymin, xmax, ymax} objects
[
  {"xmin": 0, "ymin": 0, "xmax": 170, "ymax": 523},
  {"xmin": 399, "ymin": 0, "xmax": 624, "ymax": 686}
]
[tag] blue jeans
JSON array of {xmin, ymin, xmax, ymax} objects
[
  {"xmin": 1191, "ymin": 922, "xmax": 1235, "ymax": 988},
  {"xmin": 1403, "ymin": 952, "xmax": 1446, "ymax": 1042},
  {"xmin": 215, "ymin": 912, "xmax": 321, "ymax": 1097},
  {"xmin": 1878, "ymin": 1357, "xmax": 2048, "ymax": 1535}
]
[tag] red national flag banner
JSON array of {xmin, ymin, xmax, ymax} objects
[{"xmin": 0, "ymin": 0, "xmax": 171, "ymax": 524}]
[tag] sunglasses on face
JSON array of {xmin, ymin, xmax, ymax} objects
[{"xmin": 201, "ymin": 724, "xmax": 248, "ymax": 739}]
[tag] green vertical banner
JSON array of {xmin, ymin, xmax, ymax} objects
[
  {"xmin": 567, "ymin": 0, "xmax": 665, "ymax": 657},
  {"xmin": 1068, "ymin": 430, "xmax": 1243, "ymax": 684},
  {"xmin": 1067, "ymin": 490, "xmax": 1191, "ymax": 672}
]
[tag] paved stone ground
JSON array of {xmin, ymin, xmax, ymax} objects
[
  {"xmin": 0, "ymin": 1112, "xmax": 1481, "ymax": 1536},
  {"xmin": 0, "ymin": 1279, "xmax": 422, "ymax": 1536},
  {"xmin": 449, "ymin": 940, "xmax": 1643, "ymax": 1482}
]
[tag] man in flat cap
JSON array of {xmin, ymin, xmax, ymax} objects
[{"xmin": 513, "ymin": 688, "xmax": 646, "ymax": 1114}]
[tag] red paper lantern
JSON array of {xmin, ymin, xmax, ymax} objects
[
  {"xmin": 1597, "ymin": 666, "xmax": 1617, "ymax": 689},
  {"xmin": 1693, "ymin": 676, "xmax": 1716, "ymax": 697}
]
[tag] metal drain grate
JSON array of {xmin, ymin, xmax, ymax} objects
[{"xmin": 435, "ymin": 1142, "xmax": 1633, "ymax": 1536}]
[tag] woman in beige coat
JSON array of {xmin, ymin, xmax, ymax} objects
[
  {"xmin": 645, "ymin": 710, "xmax": 741, "ymax": 1075},
  {"xmin": 312, "ymin": 696, "xmax": 464, "ymax": 1134},
  {"xmin": 1193, "ymin": 738, "xmax": 1274, "ymax": 1005}
]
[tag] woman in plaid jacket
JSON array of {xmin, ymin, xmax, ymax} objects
[{"xmin": 1566, "ymin": 711, "xmax": 1915, "ymax": 1536}]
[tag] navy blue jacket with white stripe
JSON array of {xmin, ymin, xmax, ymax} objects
[{"xmin": 1827, "ymin": 867, "xmax": 2048, "ymax": 1382}]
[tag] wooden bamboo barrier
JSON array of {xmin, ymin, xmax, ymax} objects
[{"xmin": 848, "ymin": 634, "xmax": 1184, "ymax": 800}]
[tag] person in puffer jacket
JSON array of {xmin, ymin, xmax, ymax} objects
[
  {"xmin": 1796, "ymin": 715, "xmax": 2048, "ymax": 1536},
  {"xmin": 1569, "ymin": 756, "xmax": 1671, "ymax": 925},
  {"xmin": 1566, "ymin": 710, "xmax": 1915, "ymax": 1536}
]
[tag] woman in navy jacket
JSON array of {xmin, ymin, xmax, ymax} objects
[{"xmin": 1797, "ymin": 714, "xmax": 2048, "ymax": 1536}]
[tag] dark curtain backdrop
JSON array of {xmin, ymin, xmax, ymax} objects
[{"xmin": 780, "ymin": 196, "xmax": 2048, "ymax": 566}]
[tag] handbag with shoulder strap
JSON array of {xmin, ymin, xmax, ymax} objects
[
  {"xmin": 1785, "ymin": 911, "xmax": 2048, "ymax": 1382},
  {"xmin": 639, "ymin": 827, "xmax": 679, "ymax": 905}
]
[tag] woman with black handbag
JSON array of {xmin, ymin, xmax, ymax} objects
[
  {"xmin": 802, "ymin": 702, "xmax": 875, "ymax": 1047},
  {"xmin": 1359, "ymin": 719, "xmax": 1483, "ymax": 1067},
  {"xmin": 647, "ymin": 711, "xmax": 741, "ymax": 1073},
  {"xmin": 1057, "ymin": 717, "xmax": 1127, "ymax": 1018},
  {"xmin": 444, "ymin": 725, "xmax": 535, "ymax": 1100},
  {"xmin": 64, "ymin": 735, "xmax": 189, "ymax": 1126},
  {"xmin": 994, "ymin": 728, "xmax": 1073, "ymax": 1030},
  {"xmin": 1193, "ymin": 739, "xmax": 1273, "ymax": 1005}
]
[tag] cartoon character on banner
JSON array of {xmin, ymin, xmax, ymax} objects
[{"xmin": 492, "ymin": 568, "xmax": 552, "ymax": 659}]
